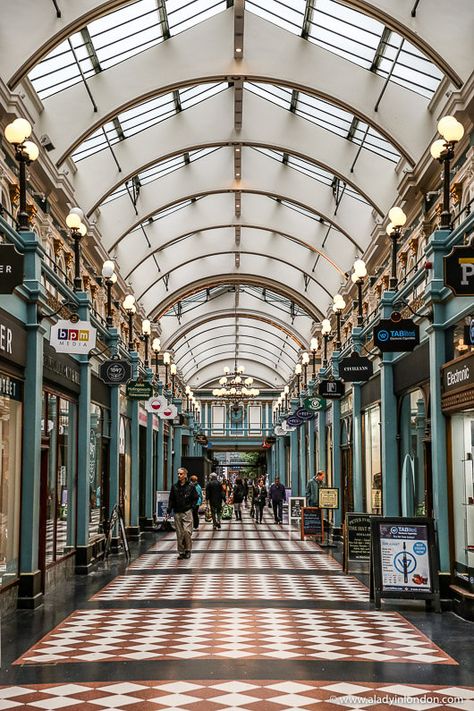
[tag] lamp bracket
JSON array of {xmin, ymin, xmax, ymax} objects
[
  {"xmin": 38, "ymin": 299, "xmax": 78, "ymax": 321},
  {"xmin": 392, "ymin": 299, "xmax": 433, "ymax": 323}
]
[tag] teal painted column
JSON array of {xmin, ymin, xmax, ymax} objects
[
  {"xmin": 289, "ymin": 398, "xmax": 299, "ymax": 494},
  {"xmin": 379, "ymin": 291, "xmax": 400, "ymax": 516},
  {"xmin": 188, "ymin": 414, "xmax": 196, "ymax": 455},
  {"xmin": 127, "ymin": 351, "xmax": 141, "ymax": 539},
  {"xmin": 155, "ymin": 381, "xmax": 165, "ymax": 491},
  {"xmin": 18, "ymin": 230, "xmax": 45, "ymax": 608},
  {"xmin": 75, "ymin": 292, "xmax": 92, "ymax": 572},
  {"xmin": 143, "ymin": 366, "xmax": 154, "ymax": 528},
  {"xmin": 299, "ymin": 421, "xmax": 307, "ymax": 499},
  {"xmin": 167, "ymin": 427, "xmax": 173, "ymax": 487},
  {"xmin": 352, "ymin": 328, "xmax": 364, "ymax": 512},
  {"xmin": 317, "ymin": 405, "xmax": 327, "ymax": 475},
  {"xmin": 173, "ymin": 398, "xmax": 183, "ymax": 473},
  {"xmin": 331, "ymin": 353, "xmax": 342, "ymax": 529},
  {"xmin": 307, "ymin": 387, "xmax": 315, "ymax": 480},
  {"xmin": 278, "ymin": 435, "xmax": 286, "ymax": 486},
  {"xmin": 106, "ymin": 329, "xmax": 121, "ymax": 551},
  {"xmin": 425, "ymin": 228, "xmax": 452, "ymax": 572}
]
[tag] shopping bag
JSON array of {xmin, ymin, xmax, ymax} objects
[{"xmin": 221, "ymin": 503, "xmax": 233, "ymax": 520}]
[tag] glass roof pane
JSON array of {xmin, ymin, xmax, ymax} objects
[
  {"xmin": 28, "ymin": 34, "xmax": 94, "ymax": 99},
  {"xmin": 246, "ymin": 0, "xmax": 305, "ymax": 34},
  {"xmin": 166, "ymin": 0, "xmax": 228, "ymax": 34}
]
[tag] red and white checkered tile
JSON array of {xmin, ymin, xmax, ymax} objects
[
  {"xmin": 15, "ymin": 608, "xmax": 454, "ymax": 665},
  {"xmin": 146, "ymin": 538, "xmax": 323, "ymax": 553},
  {"xmin": 91, "ymin": 572, "xmax": 364, "ymax": 600},
  {"xmin": 128, "ymin": 551, "xmax": 342, "ymax": 570},
  {"xmin": 1, "ymin": 681, "xmax": 472, "ymax": 710}
]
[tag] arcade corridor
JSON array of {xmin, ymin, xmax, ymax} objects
[{"xmin": 1, "ymin": 513, "xmax": 473, "ymax": 709}]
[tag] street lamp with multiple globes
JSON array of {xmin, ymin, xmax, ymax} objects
[
  {"xmin": 351, "ymin": 259, "xmax": 367, "ymax": 326},
  {"xmin": 321, "ymin": 318, "xmax": 332, "ymax": 366},
  {"xmin": 385, "ymin": 206, "xmax": 407, "ymax": 291},
  {"xmin": 430, "ymin": 115, "xmax": 465, "ymax": 230},
  {"xmin": 310, "ymin": 337, "xmax": 319, "ymax": 380},
  {"xmin": 4, "ymin": 118, "xmax": 39, "ymax": 231},
  {"xmin": 332, "ymin": 294, "xmax": 346, "ymax": 350},
  {"xmin": 122, "ymin": 294, "xmax": 136, "ymax": 351},
  {"xmin": 141, "ymin": 319, "xmax": 151, "ymax": 368},
  {"xmin": 66, "ymin": 208, "xmax": 88, "ymax": 291},
  {"xmin": 101, "ymin": 260, "xmax": 117, "ymax": 326}
]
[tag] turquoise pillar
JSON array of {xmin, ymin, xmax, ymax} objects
[
  {"xmin": 299, "ymin": 421, "xmax": 307, "ymax": 499},
  {"xmin": 308, "ymin": 406, "xmax": 315, "ymax": 482},
  {"xmin": 278, "ymin": 435, "xmax": 286, "ymax": 486},
  {"xmin": 167, "ymin": 427, "xmax": 173, "ymax": 487},
  {"xmin": 173, "ymin": 398, "xmax": 183, "ymax": 472},
  {"xmin": 379, "ymin": 291, "xmax": 400, "ymax": 516},
  {"xmin": 351, "ymin": 327, "xmax": 364, "ymax": 512},
  {"xmin": 143, "ymin": 366, "xmax": 154, "ymax": 528},
  {"xmin": 317, "ymin": 368, "xmax": 328, "ymax": 475},
  {"xmin": 188, "ymin": 414, "xmax": 196, "ymax": 455},
  {"xmin": 155, "ymin": 381, "xmax": 165, "ymax": 491},
  {"xmin": 18, "ymin": 229, "xmax": 45, "ymax": 608},
  {"xmin": 75, "ymin": 292, "xmax": 92, "ymax": 572},
  {"xmin": 331, "ymin": 353, "xmax": 342, "ymax": 529},
  {"xmin": 106, "ymin": 329, "xmax": 121, "ymax": 550},
  {"xmin": 127, "ymin": 351, "xmax": 141, "ymax": 539},
  {"xmin": 289, "ymin": 398, "xmax": 299, "ymax": 494}
]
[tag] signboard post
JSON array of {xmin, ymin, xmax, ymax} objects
[
  {"xmin": 444, "ymin": 244, "xmax": 474, "ymax": 296},
  {"xmin": 0, "ymin": 244, "xmax": 24, "ymax": 293},
  {"xmin": 301, "ymin": 506, "xmax": 323, "ymax": 541},
  {"xmin": 288, "ymin": 496, "xmax": 306, "ymax": 526},
  {"xmin": 344, "ymin": 513, "xmax": 373, "ymax": 573},
  {"xmin": 370, "ymin": 517, "xmax": 440, "ymax": 611}
]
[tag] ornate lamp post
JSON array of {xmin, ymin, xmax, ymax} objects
[
  {"xmin": 4, "ymin": 118, "xmax": 39, "ymax": 231},
  {"xmin": 351, "ymin": 259, "xmax": 367, "ymax": 326},
  {"xmin": 430, "ymin": 115, "xmax": 465, "ymax": 230},
  {"xmin": 102, "ymin": 260, "xmax": 117, "ymax": 326},
  {"xmin": 385, "ymin": 206, "xmax": 407, "ymax": 291},
  {"xmin": 284, "ymin": 384, "xmax": 289, "ymax": 411},
  {"xmin": 122, "ymin": 294, "xmax": 136, "ymax": 351},
  {"xmin": 66, "ymin": 208, "xmax": 87, "ymax": 292},
  {"xmin": 294, "ymin": 362, "xmax": 302, "ymax": 394},
  {"xmin": 152, "ymin": 338, "xmax": 160, "ymax": 380},
  {"xmin": 310, "ymin": 337, "xmax": 319, "ymax": 380},
  {"xmin": 163, "ymin": 351, "xmax": 171, "ymax": 389},
  {"xmin": 301, "ymin": 352, "xmax": 310, "ymax": 386},
  {"xmin": 332, "ymin": 294, "xmax": 346, "ymax": 350},
  {"xmin": 321, "ymin": 318, "xmax": 331, "ymax": 366},
  {"xmin": 141, "ymin": 319, "xmax": 151, "ymax": 367},
  {"xmin": 170, "ymin": 363, "xmax": 177, "ymax": 396}
]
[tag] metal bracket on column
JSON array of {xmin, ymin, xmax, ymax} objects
[{"xmin": 392, "ymin": 298, "xmax": 434, "ymax": 323}]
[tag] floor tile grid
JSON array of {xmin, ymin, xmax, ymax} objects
[{"xmin": 128, "ymin": 552, "xmax": 343, "ymax": 571}]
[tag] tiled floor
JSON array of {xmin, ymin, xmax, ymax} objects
[{"xmin": 3, "ymin": 508, "xmax": 473, "ymax": 709}]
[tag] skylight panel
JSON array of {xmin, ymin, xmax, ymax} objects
[
  {"xmin": 246, "ymin": 82, "xmax": 293, "ymax": 109},
  {"xmin": 180, "ymin": 82, "xmax": 229, "ymax": 109},
  {"xmin": 28, "ymin": 35, "xmax": 94, "ymax": 99},
  {"xmin": 246, "ymin": 0, "xmax": 305, "ymax": 34},
  {"xmin": 166, "ymin": 0, "xmax": 228, "ymax": 35}
]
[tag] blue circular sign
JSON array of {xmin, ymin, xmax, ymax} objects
[
  {"xmin": 394, "ymin": 551, "xmax": 416, "ymax": 574},
  {"xmin": 378, "ymin": 329, "xmax": 389, "ymax": 342},
  {"xmin": 413, "ymin": 542, "xmax": 426, "ymax": 555}
]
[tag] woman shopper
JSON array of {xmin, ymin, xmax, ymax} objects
[
  {"xmin": 254, "ymin": 477, "xmax": 267, "ymax": 524},
  {"xmin": 190, "ymin": 475, "xmax": 203, "ymax": 529},
  {"xmin": 233, "ymin": 477, "xmax": 245, "ymax": 521}
]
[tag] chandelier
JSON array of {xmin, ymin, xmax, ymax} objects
[{"xmin": 212, "ymin": 365, "xmax": 260, "ymax": 401}]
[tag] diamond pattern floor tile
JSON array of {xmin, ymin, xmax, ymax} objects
[{"xmin": 129, "ymin": 552, "xmax": 341, "ymax": 570}]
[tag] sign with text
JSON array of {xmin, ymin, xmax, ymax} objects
[
  {"xmin": 99, "ymin": 359, "xmax": 132, "ymax": 385},
  {"xmin": 339, "ymin": 353, "xmax": 373, "ymax": 382},
  {"xmin": 374, "ymin": 318, "xmax": 420, "ymax": 352},
  {"xmin": 155, "ymin": 491, "xmax": 172, "ymax": 521},
  {"xmin": 344, "ymin": 513, "xmax": 372, "ymax": 573},
  {"xmin": 304, "ymin": 396, "xmax": 325, "ymax": 411},
  {"xmin": 0, "ymin": 244, "xmax": 24, "ymax": 293},
  {"xmin": 288, "ymin": 496, "xmax": 306, "ymax": 524},
  {"xmin": 464, "ymin": 318, "xmax": 474, "ymax": 346},
  {"xmin": 444, "ymin": 244, "xmax": 474, "ymax": 296},
  {"xmin": 126, "ymin": 381, "xmax": 154, "ymax": 400},
  {"xmin": 318, "ymin": 379, "xmax": 344, "ymax": 399},
  {"xmin": 442, "ymin": 352, "xmax": 474, "ymax": 393},
  {"xmin": 287, "ymin": 414, "xmax": 303, "ymax": 427},
  {"xmin": 295, "ymin": 407, "xmax": 315, "ymax": 421},
  {"xmin": 50, "ymin": 319, "xmax": 97, "ymax": 354},
  {"xmin": 370, "ymin": 517, "xmax": 440, "ymax": 611},
  {"xmin": 301, "ymin": 506, "xmax": 323, "ymax": 541},
  {"xmin": 318, "ymin": 487, "xmax": 339, "ymax": 509}
]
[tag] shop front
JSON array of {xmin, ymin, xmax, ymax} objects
[
  {"xmin": 442, "ymin": 351, "xmax": 474, "ymax": 618},
  {"xmin": 361, "ymin": 375, "xmax": 381, "ymax": 514},
  {"xmin": 0, "ymin": 309, "xmax": 26, "ymax": 608},
  {"xmin": 89, "ymin": 373, "xmax": 111, "ymax": 554}
]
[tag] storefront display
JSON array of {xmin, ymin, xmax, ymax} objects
[
  {"xmin": 363, "ymin": 405, "xmax": 382, "ymax": 513},
  {"xmin": 89, "ymin": 404, "xmax": 111, "ymax": 540},
  {"xmin": 399, "ymin": 389, "xmax": 428, "ymax": 517}
]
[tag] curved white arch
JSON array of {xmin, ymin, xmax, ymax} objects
[
  {"xmin": 191, "ymin": 359, "xmax": 285, "ymax": 389},
  {"xmin": 177, "ymin": 338, "xmax": 298, "ymax": 375}
]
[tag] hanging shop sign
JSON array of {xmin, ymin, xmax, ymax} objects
[
  {"xmin": 374, "ymin": 318, "xmax": 419, "ymax": 352},
  {"xmin": 301, "ymin": 506, "xmax": 323, "ymax": 541},
  {"xmin": 195, "ymin": 434, "xmax": 208, "ymax": 445},
  {"xmin": 274, "ymin": 425, "xmax": 286, "ymax": 436},
  {"xmin": 161, "ymin": 403, "xmax": 178, "ymax": 420},
  {"xmin": 145, "ymin": 395, "xmax": 168, "ymax": 413},
  {"xmin": 318, "ymin": 379, "xmax": 345, "ymax": 399},
  {"xmin": 318, "ymin": 487, "xmax": 339, "ymax": 509},
  {"xmin": 281, "ymin": 419, "xmax": 296, "ymax": 433},
  {"xmin": 339, "ymin": 352, "xmax": 373, "ymax": 382},
  {"xmin": 464, "ymin": 318, "xmax": 474, "ymax": 346},
  {"xmin": 303, "ymin": 396, "xmax": 325, "ymax": 411},
  {"xmin": 0, "ymin": 244, "xmax": 24, "ymax": 293},
  {"xmin": 99, "ymin": 359, "xmax": 132, "ymax": 385},
  {"xmin": 344, "ymin": 513, "xmax": 373, "ymax": 573},
  {"xmin": 295, "ymin": 406, "xmax": 315, "ymax": 421},
  {"xmin": 126, "ymin": 381, "xmax": 154, "ymax": 400},
  {"xmin": 287, "ymin": 414, "xmax": 303, "ymax": 427},
  {"xmin": 50, "ymin": 319, "xmax": 97, "ymax": 354},
  {"xmin": 370, "ymin": 517, "xmax": 440, "ymax": 611},
  {"xmin": 444, "ymin": 244, "xmax": 474, "ymax": 296}
]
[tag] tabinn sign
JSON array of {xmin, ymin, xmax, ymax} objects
[{"xmin": 374, "ymin": 318, "xmax": 420, "ymax": 352}]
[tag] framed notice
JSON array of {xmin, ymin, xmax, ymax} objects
[
  {"xmin": 301, "ymin": 506, "xmax": 323, "ymax": 541},
  {"xmin": 155, "ymin": 491, "xmax": 171, "ymax": 521},
  {"xmin": 344, "ymin": 513, "xmax": 372, "ymax": 573},
  {"xmin": 370, "ymin": 517, "xmax": 440, "ymax": 611},
  {"xmin": 319, "ymin": 487, "xmax": 339, "ymax": 509},
  {"xmin": 288, "ymin": 496, "xmax": 306, "ymax": 525}
]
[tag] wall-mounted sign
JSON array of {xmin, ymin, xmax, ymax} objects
[
  {"xmin": 442, "ymin": 352, "xmax": 474, "ymax": 393},
  {"xmin": 126, "ymin": 381, "xmax": 154, "ymax": 400},
  {"xmin": 304, "ymin": 396, "xmax": 325, "ymax": 411},
  {"xmin": 318, "ymin": 379, "xmax": 345, "ymax": 399},
  {"xmin": 339, "ymin": 352, "xmax": 373, "ymax": 382},
  {"xmin": 0, "ymin": 374, "xmax": 22, "ymax": 401},
  {"xmin": 301, "ymin": 506, "xmax": 323, "ymax": 541},
  {"xmin": 145, "ymin": 395, "xmax": 168, "ymax": 413},
  {"xmin": 99, "ymin": 359, "xmax": 132, "ymax": 385},
  {"xmin": 318, "ymin": 487, "xmax": 339, "ymax": 509},
  {"xmin": 287, "ymin": 414, "xmax": 303, "ymax": 427},
  {"xmin": 444, "ymin": 244, "xmax": 474, "ymax": 296},
  {"xmin": 0, "ymin": 244, "xmax": 24, "ymax": 293},
  {"xmin": 374, "ymin": 318, "xmax": 419, "ymax": 352},
  {"xmin": 0, "ymin": 309, "xmax": 26, "ymax": 367},
  {"xmin": 50, "ymin": 319, "xmax": 97, "ymax": 354},
  {"xmin": 295, "ymin": 407, "xmax": 315, "ymax": 421}
]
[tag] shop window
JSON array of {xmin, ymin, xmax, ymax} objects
[
  {"xmin": 89, "ymin": 404, "xmax": 107, "ymax": 540},
  {"xmin": 451, "ymin": 412, "xmax": 474, "ymax": 589},
  {"xmin": 0, "ymin": 381, "xmax": 22, "ymax": 588},
  {"xmin": 363, "ymin": 405, "xmax": 382, "ymax": 513},
  {"xmin": 399, "ymin": 389, "xmax": 427, "ymax": 516}
]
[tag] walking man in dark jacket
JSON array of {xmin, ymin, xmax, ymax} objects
[
  {"xmin": 167, "ymin": 468, "xmax": 198, "ymax": 559},
  {"xmin": 269, "ymin": 476, "xmax": 286, "ymax": 524},
  {"xmin": 206, "ymin": 473, "xmax": 225, "ymax": 529}
]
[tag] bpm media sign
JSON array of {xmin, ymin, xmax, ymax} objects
[
  {"xmin": 444, "ymin": 244, "xmax": 474, "ymax": 296},
  {"xmin": 339, "ymin": 352, "xmax": 373, "ymax": 382},
  {"xmin": 0, "ymin": 244, "xmax": 24, "ymax": 293},
  {"xmin": 374, "ymin": 318, "xmax": 419, "ymax": 352},
  {"xmin": 50, "ymin": 319, "xmax": 97, "ymax": 354}
]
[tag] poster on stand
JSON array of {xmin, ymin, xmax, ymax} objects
[
  {"xmin": 155, "ymin": 491, "xmax": 171, "ymax": 521},
  {"xmin": 288, "ymin": 496, "xmax": 305, "ymax": 525}
]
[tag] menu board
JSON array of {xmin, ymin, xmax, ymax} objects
[
  {"xmin": 289, "ymin": 497, "xmax": 306, "ymax": 523},
  {"xmin": 319, "ymin": 487, "xmax": 339, "ymax": 509},
  {"xmin": 345, "ymin": 513, "xmax": 372, "ymax": 572},
  {"xmin": 370, "ymin": 517, "xmax": 440, "ymax": 611},
  {"xmin": 301, "ymin": 507, "xmax": 323, "ymax": 540}
]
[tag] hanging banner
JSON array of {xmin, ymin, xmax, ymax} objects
[
  {"xmin": 145, "ymin": 395, "xmax": 168, "ymax": 413},
  {"xmin": 0, "ymin": 243, "xmax": 24, "ymax": 293},
  {"xmin": 444, "ymin": 244, "xmax": 474, "ymax": 296},
  {"xmin": 295, "ymin": 407, "xmax": 315, "ymax": 421},
  {"xmin": 339, "ymin": 352, "xmax": 373, "ymax": 381},
  {"xmin": 50, "ymin": 319, "xmax": 97, "ymax": 354},
  {"xmin": 99, "ymin": 359, "xmax": 132, "ymax": 385},
  {"xmin": 374, "ymin": 318, "xmax": 420, "ymax": 352},
  {"xmin": 318, "ymin": 379, "xmax": 345, "ymax": 399}
]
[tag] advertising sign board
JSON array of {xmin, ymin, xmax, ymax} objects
[
  {"xmin": 288, "ymin": 496, "xmax": 306, "ymax": 525},
  {"xmin": 155, "ymin": 491, "xmax": 171, "ymax": 521},
  {"xmin": 0, "ymin": 244, "xmax": 24, "ymax": 293},
  {"xmin": 50, "ymin": 319, "xmax": 97, "ymax": 354},
  {"xmin": 304, "ymin": 396, "xmax": 325, "ymax": 411},
  {"xmin": 301, "ymin": 506, "xmax": 323, "ymax": 541},
  {"xmin": 318, "ymin": 379, "xmax": 344, "ymax": 399},
  {"xmin": 344, "ymin": 513, "xmax": 372, "ymax": 573},
  {"xmin": 374, "ymin": 318, "xmax": 419, "ymax": 352},
  {"xmin": 99, "ymin": 359, "xmax": 132, "ymax": 385},
  {"xmin": 318, "ymin": 487, "xmax": 339, "ymax": 509},
  {"xmin": 126, "ymin": 381, "xmax": 154, "ymax": 400},
  {"xmin": 295, "ymin": 407, "xmax": 315, "ymax": 421},
  {"xmin": 339, "ymin": 353, "xmax": 373, "ymax": 382},
  {"xmin": 444, "ymin": 244, "xmax": 474, "ymax": 296}
]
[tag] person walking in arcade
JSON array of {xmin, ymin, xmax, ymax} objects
[{"xmin": 167, "ymin": 468, "xmax": 198, "ymax": 559}]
